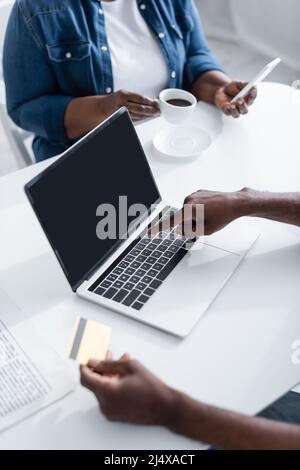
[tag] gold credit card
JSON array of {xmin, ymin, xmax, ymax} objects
[{"xmin": 67, "ymin": 317, "xmax": 111, "ymax": 365}]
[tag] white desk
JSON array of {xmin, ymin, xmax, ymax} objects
[{"xmin": 0, "ymin": 83, "xmax": 300, "ymax": 450}]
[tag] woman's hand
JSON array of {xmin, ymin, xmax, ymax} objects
[
  {"xmin": 102, "ymin": 89, "xmax": 160, "ymax": 121},
  {"xmin": 215, "ymin": 81, "xmax": 257, "ymax": 118},
  {"xmin": 80, "ymin": 358, "xmax": 175, "ymax": 425},
  {"xmin": 65, "ymin": 90, "xmax": 159, "ymax": 139}
]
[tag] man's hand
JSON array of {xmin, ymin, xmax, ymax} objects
[
  {"xmin": 215, "ymin": 81, "xmax": 257, "ymax": 118},
  {"xmin": 81, "ymin": 357, "xmax": 300, "ymax": 450},
  {"xmin": 80, "ymin": 358, "xmax": 175, "ymax": 425},
  {"xmin": 150, "ymin": 189, "xmax": 247, "ymax": 239},
  {"xmin": 102, "ymin": 89, "xmax": 160, "ymax": 121},
  {"xmin": 150, "ymin": 188, "xmax": 300, "ymax": 239}
]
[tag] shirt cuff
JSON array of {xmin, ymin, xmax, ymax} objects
[
  {"xmin": 42, "ymin": 95, "xmax": 74, "ymax": 144},
  {"xmin": 185, "ymin": 56, "xmax": 225, "ymax": 87}
]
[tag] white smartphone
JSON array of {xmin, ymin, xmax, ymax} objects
[{"xmin": 231, "ymin": 57, "xmax": 281, "ymax": 102}]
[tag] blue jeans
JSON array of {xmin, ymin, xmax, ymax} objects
[
  {"xmin": 258, "ymin": 391, "xmax": 300, "ymax": 424},
  {"xmin": 209, "ymin": 392, "xmax": 300, "ymax": 450}
]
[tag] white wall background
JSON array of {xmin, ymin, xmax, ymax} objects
[
  {"xmin": 197, "ymin": 0, "xmax": 236, "ymax": 40},
  {"xmin": 197, "ymin": 0, "xmax": 300, "ymax": 71},
  {"xmin": 0, "ymin": 0, "xmax": 13, "ymax": 43},
  {"xmin": 1, "ymin": 0, "xmax": 299, "ymax": 71}
]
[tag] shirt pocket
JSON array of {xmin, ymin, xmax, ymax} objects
[{"xmin": 46, "ymin": 41, "xmax": 93, "ymax": 95}]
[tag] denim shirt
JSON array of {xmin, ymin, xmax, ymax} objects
[{"xmin": 3, "ymin": 0, "xmax": 223, "ymax": 162}]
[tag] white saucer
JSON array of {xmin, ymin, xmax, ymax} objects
[{"xmin": 153, "ymin": 126, "xmax": 212, "ymax": 160}]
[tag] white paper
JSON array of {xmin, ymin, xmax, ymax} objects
[{"xmin": 0, "ymin": 288, "xmax": 75, "ymax": 432}]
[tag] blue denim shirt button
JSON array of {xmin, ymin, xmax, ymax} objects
[
  {"xmin": 171, "ymin": 70, "xmax": 176, "ymax": 79},
  {"xmin": 99, "ymin": 8, "xmax": 103, "ymax": 15},
  {"xmin": 106, "ymin": 87, "xmax": 112, "ymax": 94},
  {"xmin": 140, "ymin": 4, "xmax": 146, "ymax": 10},
  {"xmin": 158, "ymin": 32, "xmax": 165, "ymax": 39},
  {"xmin": 65, "ymin": 52, "xmax": 72, "ymax": 59},
  {"xmin": 101, "ymin": 46, "xmax": 108, "ymax": 52}
]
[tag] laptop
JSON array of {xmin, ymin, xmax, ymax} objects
[{"xmin": 25, "ymin": 108, "xmax": 258, "ymax": 337}]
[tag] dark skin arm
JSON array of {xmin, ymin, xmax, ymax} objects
[
  {"xmin": 64, "ymin": 90, "xmax": 159, "ymax": 140},
  {"xmin": 80, "ymin": 359, "xmax": 300, "ymax": 450},
  {"xmin": 191, "ymin": 71, "xmax": 257, "ymax": 118},
  {"xmin": 150, "ymin": 188, "xmax": 300, "ymax": 238},
  {"xmin": 64, "ymin": 73, "xmax": 257, "ymax": 140},
  {"xmin": 65, "ymin": 73, "xmax": 257, "ymax": 139},
  {"xmin": 170, "ymin": 390, "xmax": 300, "ymax": 450}
]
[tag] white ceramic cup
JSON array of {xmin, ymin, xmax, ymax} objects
[{"xmin": 159, "ymin": 88, "xmax": 197, "ymax": 125}]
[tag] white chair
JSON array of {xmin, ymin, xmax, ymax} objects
[
  {"xmin": 0, "ymin": 0, "xmax": 34, "ymax": 169},
  {"xmin": 0, "ymin": 102, "xmax": 34, "ymax": 168}
]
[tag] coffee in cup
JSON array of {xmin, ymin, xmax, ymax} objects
[
  {"xmin": 159, "ymin": 89, "xmax": 197, "ymax": 125},
  {"xmin": 166, "ymin": 99, "xmax": 192, "ymax": 107}
]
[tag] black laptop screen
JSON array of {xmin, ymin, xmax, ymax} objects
[{"xmin": 25, "ymin": 109, "xmax": 161, "ymax": 291}]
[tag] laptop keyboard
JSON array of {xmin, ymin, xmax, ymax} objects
[{"xmin": 88, "ymin": 208, "xmax": 189, "ymax": 311}]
